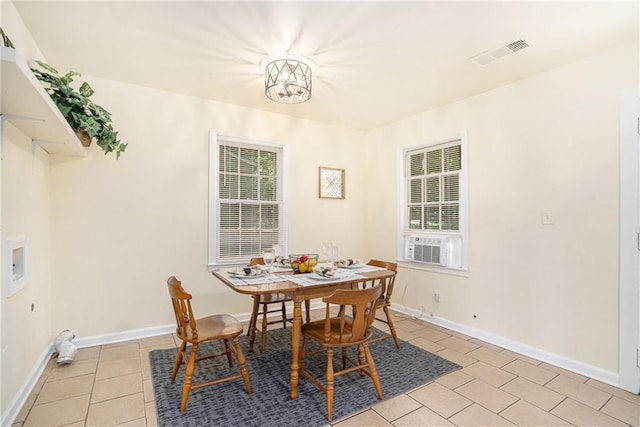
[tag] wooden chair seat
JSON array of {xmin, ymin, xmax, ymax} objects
[
  {"xmin": 181, "ymin": 314, "xmax": 243, "ymax": 342},
  {"xmin": 299, "ymin": 285, "xmax": 383, "ymax": 421},
  {"xmin": 299, "ymin": 319, "xmax": 357, "ymax": 344},
  {"xmin": 167, "ymin": 276, "xmax": 251, "ymax": 413}
]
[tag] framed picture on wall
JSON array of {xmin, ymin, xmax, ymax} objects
[{"xmin": 319, "ymin": 167, "xmax": 345, "ymax": 199}]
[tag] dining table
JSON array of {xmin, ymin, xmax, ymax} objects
[{"xmin": 212, "ymin": 264, "xmax": 396, "ymax": 399}]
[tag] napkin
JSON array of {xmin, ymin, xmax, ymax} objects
[
  {"xmin": 334, "ymin": 258, "xmax": 361, "ymax": 267},
  {"xmin": 313, "ymin": 264, "xmax": 337, "ymax": 277},
  {"xmin": 274, "ymin": 256, "xmax": 290, "ymax": 267},
  {"xmin": 238, "ymin": 266, "xmax": 264, "ymax": 277}
]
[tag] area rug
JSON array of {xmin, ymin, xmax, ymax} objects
[{"xmin": 150, "ymin": 328, "xmax": 460, "ymax": 427}]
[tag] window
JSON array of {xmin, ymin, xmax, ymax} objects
[
  {"xmin": 407, "ymin": 143, "xmax": 461, "ymax": 231},
  {"xmin": 400, "ymin": 134, "xmax": 467, "ymax": 271},
  {"xmin": 209, "ymin": 132, "xmax": 286, "ymax": 267}
]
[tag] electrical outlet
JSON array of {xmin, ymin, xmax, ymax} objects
[
  {"xmin": 541, "ymin": 209, "xmax": 554, "ymax": 225},
  {"xmin": 433, "ymin": 291, "xmax": 440, "ymax": 302}
]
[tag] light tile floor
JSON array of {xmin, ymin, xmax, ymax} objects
[{"xmin": 12, "ymin": 310, "xmax": 640, "ymax": 427}]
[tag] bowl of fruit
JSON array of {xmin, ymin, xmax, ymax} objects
[{"xmin": 289, "ymin": 254, "xmax": 319, "ymax": 274}]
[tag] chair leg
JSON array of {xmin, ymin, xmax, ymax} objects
[
  {"xmin": 341, "ymin": 347, "xmax": 348, "ymax": 370},
  {"xmin": 261, "ymin": 302, "xmax": 268, "ymax": 352},
  {"xmin": 223, "ymin": 339, "xmax": 234, "ymax": 368},
  {"xmin": 383, "ymin": 306, "xmax": 401, "ymax": 349},
  {"xmin": 248, "ymin": 296, "xmax": 260, "ymax": 352},
  {"xmin": 299, "ymin": 336, "xmax": 308, "ymax": 364},
  {"xmin": 304, "ymin": 299, "xmax": 311, "ymax": 323},
  {"xmin": 363, "ymin": 343, "xmax": 383, "ymax": 400},
  {"xmin": 326, "ymin": 348, "xmax": 335, "ymax": 421},
  {"xmin": 180, "ymin": 343, "xmax": 198, "ymax": 412},
  {"xmin": 357, "ymin": 344, "xmax": 366, "ymax": 375},
  {"xmin": 280, "ymin": 301, "xmax": 287, "ymax": 329},
  {"xmin": 232, "ymin": 336, "xmax": 252, "ymax": 394},
  {"xmin": 171, "ymin": 341, "xmax": 187, "ymax": 382}
]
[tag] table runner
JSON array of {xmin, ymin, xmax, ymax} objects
[
  {"xmin": 217, "ymin": 264, "xmax": 385, "ymax": 286},
  {"xmin": 216, "ymin": 272, "xmax": 284, "ymax": 286},
  {"xmin": 281, "ymin": 272, "xmax": 365, "ymax": 287}
]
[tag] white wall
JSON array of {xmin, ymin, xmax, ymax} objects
[
  {"xmin": 1, "ymin": 1, "xmax": 51, "ymax": 418},
  {"xmin": 1, "ymin": 1, "xmax": 44, "ymax": 61},
  {"xmin": 49, "ymin": 79, "xmax": 367, "ymax": 337},
  {"xmin": 365, "ymin": 40, "xmax": 638, "ymax": 374},
  {"xmin": 1, "ymin": 125, "xmax": 52, "ymax": 417}
]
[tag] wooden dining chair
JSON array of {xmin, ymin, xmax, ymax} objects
[
  {"xmin": 299, "ymin": 285, "xmax": 383, "ymax": 421},
  {"xmin": 246, "ymin": 257, "xmax": 310, "ymax": 352},
  {"xmin": 167, "ymin": 276, "xmax": 251, "ymax": 412},
  {"xmin": 363, "ymin": 259, "xmax": 401, "ymax": 349}
]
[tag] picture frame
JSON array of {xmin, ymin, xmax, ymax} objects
[{"xmin": 319, "ymin": 167, "xmax": 345, "ymax": 199}]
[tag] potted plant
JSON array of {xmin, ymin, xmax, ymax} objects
[{"xmin": 30, "ymin": 61, "xmax": 127, "ymax": 159}]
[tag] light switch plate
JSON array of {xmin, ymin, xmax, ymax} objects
[{"xmin": 541, "ymin": 209, "xmax": 554, "ymax": 225}]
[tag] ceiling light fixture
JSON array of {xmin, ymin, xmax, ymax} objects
[{"xmin": 262, "ymin": 55, "xmax": 315, "ymax": 104}]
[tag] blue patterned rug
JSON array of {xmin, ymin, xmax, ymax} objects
[{"xmin": 150, "ymin": 327, "xmax": 460, "ymax": 426}]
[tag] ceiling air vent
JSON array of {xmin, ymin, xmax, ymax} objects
[
  {"xmin": 506, "ymin": 39, "xmax": 529, "ymax": 52},
  {"xmin": 470, "ymin": 39, "xmax": 529, "ymax": 66}
]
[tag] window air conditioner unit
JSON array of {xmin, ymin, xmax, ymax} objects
[{"xmin": 405, "ymin": 235, "xmax": 462, "ymax": 268}]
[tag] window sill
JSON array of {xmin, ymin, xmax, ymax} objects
[{"xmin": 397, "ymin": 260, "xmax": 469, "ymax": 277}]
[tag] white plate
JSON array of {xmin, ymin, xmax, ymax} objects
[
  {"xmin": 229, "ymin": 271, "xmax": 267, "ymax": 278},
  {"xmin": 307, "ymin": 273, "xmax": 336, "ymax": 281},
  {"xmin": 338, "ymin": 263, "xmax": 364, "ymax": 269}
]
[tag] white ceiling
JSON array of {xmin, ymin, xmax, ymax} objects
[{"xmin": 12, "ymin": 1, "xmax": 639, "ymax": 130}]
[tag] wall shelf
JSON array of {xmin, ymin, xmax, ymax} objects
[{"xmin": 1, "ymin": 46, "xmax": 86, "ymax": 157}]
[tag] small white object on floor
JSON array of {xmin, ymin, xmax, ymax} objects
[{"xmin": 54, "ymin": 329, "xmax": 77, "ymax": 364}]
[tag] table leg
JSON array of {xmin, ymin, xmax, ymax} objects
[{"xmin": 290, "ymin": 299, "xmax": 302, "ymax": 399}]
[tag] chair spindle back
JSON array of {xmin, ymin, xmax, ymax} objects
[
  {"xmin": 365, "ymin": 259, "xmax": 398, "ymax": 304},
  {"xmin": 322, "ymin": 284, "xmax": 382, "ymax": 344},
  {"xmin": 167, "ymin": 276, "xmax": 199, "ymax": 341}
]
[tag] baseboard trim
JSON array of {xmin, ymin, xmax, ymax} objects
[
  {"xmin": 392, "ymin": 303, "xmax": 619, "ymax": 388},
  {"xmin": 73, "ymin": 300, "xmax": 326, "ymax": 349},
  {"xmin": 73, "ymin": 324, "xmax": 176, "ymax": 348},
  {"xmin": 1, "ymin": 345, "xmax": 53, "ymax": 427},
  {"xmin": 82, "ymin": 301, "xmax": 618, "ymax": 388}
]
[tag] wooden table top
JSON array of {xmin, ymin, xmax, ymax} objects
[{"xmin": 212, "ymin": 268, "xmax": 395, "ymax": 296}]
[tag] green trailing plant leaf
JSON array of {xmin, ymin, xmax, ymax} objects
[
  {"xmin": 79, "ymin": 82, "xmax": 94, "ymax": 98},
  {"xmin": 58, "ymin": 104, "xmax": 73, "ymax": 117},
  {"xmin": 30, "ymin": 60, "xmax": 126, "ymax": 159},
  {"xmin": 34, "ymin": 60, "xmax": 59, "ymax": 75}
]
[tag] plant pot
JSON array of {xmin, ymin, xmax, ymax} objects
[{"xmin": 75, "ymin": 129, "xmax": 92, "ymax": 147}]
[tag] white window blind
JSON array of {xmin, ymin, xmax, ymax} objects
[
  {"xmin": 406, "ymin": 141, "xmax": 462, "ymax": 232},
  {"xmin": 210, "ymin": 134, "xmax": 284, "ymax": 265}
]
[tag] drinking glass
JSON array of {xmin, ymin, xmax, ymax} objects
[
  {"xmin": 263, "ymin": 248, "xmax": 275, "ymax": 272},
  {"xmin": 327, "ymin": 245, "xmax": 338, "ymax": 262},
  {"xmin": 322, "ymin": 241, "xmax": 333, "ymax": 260},
  {"xmin": 272, "ymin": 244, "xmax": 281, "ymax": 257}
]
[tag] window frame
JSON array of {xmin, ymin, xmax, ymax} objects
[
  {"xmin": 208, "ymin": 131, "xmax": 289, "ymax": 269},
  {"xmin": 397, "ymin": 132, "xmax": 468, "ymax": 273}
]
